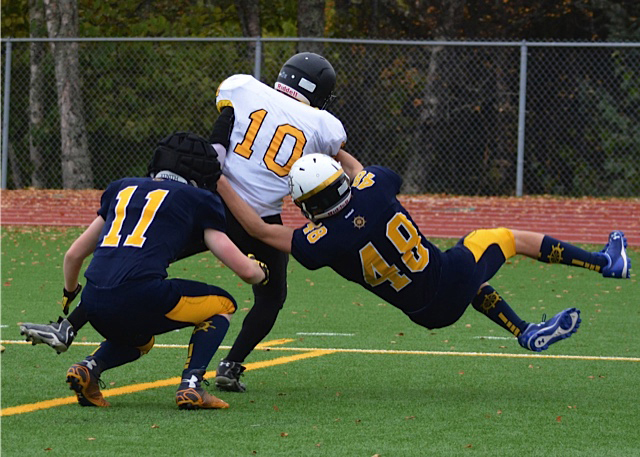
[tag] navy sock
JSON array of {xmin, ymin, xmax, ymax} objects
[
  {"xmin": 538, "ymin": 236, "xmax": 607, "ymax": 272},
  {"xmin": 86, "ymin": 340, "xmax": 142, "ymax": 373},
  {"xmin": 182, "ymin": 314, "xmax": 230, "ymax": 377},
  {"xmin": 472, "ymin": 284, "xmax": 528, "ymax": 336}
]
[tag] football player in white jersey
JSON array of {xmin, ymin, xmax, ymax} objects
[{"xmin": 209, "ymin": 53, "xmax": 362, "ymax": 392}]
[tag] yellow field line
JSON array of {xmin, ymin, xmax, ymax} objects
[
  {"xmin": 0, "ymin": 348, "xmax": 335, "ymax": 417},
  {"xmin": 3, "ymin": 338, "xmax": 296, "ymax": 349},
  {"xmin": 3, "ymin": 339, "xmax": 639, "ymax": 362}
]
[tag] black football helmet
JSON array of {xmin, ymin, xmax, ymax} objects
[
  {"xmin": 274, "ymin": 52, "xmax": 337, "ymax": 110},
  {"xmin": 147, "ymin": 132, "xmax": 221, "ymax": 191}
]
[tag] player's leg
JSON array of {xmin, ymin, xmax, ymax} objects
[
  {"xmin": 512, "ymin": 229, "xmax": 630, "ymax": 278},
  {"xmin": 67, "ymin": 338, "xmax": 152, "ymax": 407},
  {"xmin": 68, "ymin": 279, "xmax": 236, "ymax": 409},
  {"xmin": 22, "ymin": 234, "xmax": 216, "ymax": 354},
  {"xmin": 161, "ymin": 280, "xmax": 238, "ymax": 409},
  {"xmin": 216, "ymin": 211, "xmax": 289, "ymax": 393},
  {"xmin": 463, "ymin": 228, "xmax": 581, "ymax": 351},
  {"xmin": 20, "ymin": 301, "xmax": 90, "ymax": 353}
]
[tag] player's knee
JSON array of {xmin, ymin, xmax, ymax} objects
[
  {"xmin": 137, "ymin": 336, "xmax": 155, "ymax": 355},
  {"xmin": 254, "ymin": 284, "xmax": 287, "ymax": 310}
]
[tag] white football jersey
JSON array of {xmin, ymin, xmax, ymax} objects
[{"xmin": 216, "ymin": 74, "xmax": 347, "ymax": 217}]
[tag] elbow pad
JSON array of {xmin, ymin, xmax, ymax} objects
[{"xmin": 209, "ymin": 106, "xmax": 234, "ymax": 149}]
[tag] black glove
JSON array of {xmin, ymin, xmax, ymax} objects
[
  {"xmin": 248, "ymin": 254, "xmax": 269, "ymax": 286},
  {"xmin": 62, "ymin": 284, "xmax": 82, "ymax": 315}
]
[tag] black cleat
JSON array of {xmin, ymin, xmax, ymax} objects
[
  {"xmin": 20, "ymin": 317, "xmax": 75, "ymax": 353},
  {"xmin": 214, "ymin": 359, "xmax": 247, "ymax": 392}
]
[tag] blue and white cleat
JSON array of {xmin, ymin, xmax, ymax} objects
[
  {"xmin": 601, "ymin": 231, "xmax": 631, "ymax": 279},
  {"xmin": 518, "ymin": 308, "xmax": 581, "ymax": 352}
]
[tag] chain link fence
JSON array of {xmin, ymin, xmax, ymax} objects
[{"xmin": 2, "ymin": 38, "xmax": 639, "ymax": 196}]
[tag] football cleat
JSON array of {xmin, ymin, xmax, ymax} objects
[
  {"xmin": 214, "ymin": 359, "xmax": 247, "ymax": 393},
  {"xmin": 20, "ymin": 317, "xmax": 75, "ymax": 353},
  {"xmin": 176, "ymin": 369, "xmax": 229, "ymax": 410},
  {"xmin": 66, "ymin": 362, "xmax": 110, "ymax": 407},
  {"xmin": 518, "ymin": 308, "xmax": 581, "ymax": 352},
  {"xmin": 601, "ymin": 231, "xmax": 631, "ymax": 279}
]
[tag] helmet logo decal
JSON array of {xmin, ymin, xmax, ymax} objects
[
  {"xmin": 274, "ymin": 82, "xmax": 311, "ymax": 105},
  {"xmin": 298, "ymin": 78, "xmax": 317, "ymax": 93}
]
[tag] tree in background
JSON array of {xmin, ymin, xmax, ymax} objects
[
  {"xmin": 2, "ymin": 0, "xmax": 638, "ymax": 194},
  {"xmin": 28, "ymin": 0, "xmax": 47, "ymax": 188},
  {"xmin": 235, "ymin": 0, "xmax": 261, "ymax": 67},
  {"xmin": 44, "ymin": 0, "xmax": 93, "ymax": 188},
  {"xmin": 297, "ymin": 0, "xmax": 326, "ymax": 54}
]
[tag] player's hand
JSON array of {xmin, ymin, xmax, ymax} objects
[
  {"xmin": 248, "ymin": 254, "xmax": 269, "ymax": 286},
  {"xmin": 62, "ymin": 284, "xmax": 82, "ymax": 315}
]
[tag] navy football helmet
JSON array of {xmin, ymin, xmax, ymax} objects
[{"xmin": 147, "ymin": 132, "xmax": 221, "ymax": 191}]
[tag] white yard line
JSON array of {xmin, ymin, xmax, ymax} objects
[
  {"xmin": 3, "ymin": 339, "xmax": 638, "ymax": 362},
  {"xmin": 474, "ymin": 335, "xmax": 513, "ymax": 340}
]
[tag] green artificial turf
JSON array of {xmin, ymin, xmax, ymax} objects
[{"xmin": 1, "ymin": 227, "xmax": 639, "ymax": 456}]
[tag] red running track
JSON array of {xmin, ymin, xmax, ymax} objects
[{"xmin": 2, "ymin": 190, "xmax": 639, "ymax": 246}]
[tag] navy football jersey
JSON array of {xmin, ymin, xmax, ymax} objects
[
  {"xmin": 291, "ymin": 166, "xmax": 443, "ymax": 313},
  {"xmin": 84, "ymin": 177, "xmax": 226, "ymax": 287}
]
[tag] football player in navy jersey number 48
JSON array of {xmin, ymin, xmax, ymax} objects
[{"xmin": 218, "ymin": 153, "xmax": 631, "ymax": 355}]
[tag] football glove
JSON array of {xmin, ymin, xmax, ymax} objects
[
  {"xmin": 62, "ymin": 284, "xmax": 82, "ymax": 315},
  {"xmin": 248, "ymin": 254, "xmax": 269, "ymax": 286}
]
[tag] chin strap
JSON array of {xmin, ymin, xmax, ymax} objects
[{"xmin": 154, "ymin": 170, "xmax": 188, "ymax": 185}]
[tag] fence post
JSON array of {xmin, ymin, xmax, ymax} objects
[
  {"xmin": 516, "ymin": 40, "xmax": 528, "ymax": 197},
  {"xmin": 253, "ymin": 37, "xmax": 262, "ymax": 81},
  {"xmin": 1, "ymin": 39, "xmax": 12, "ymax": 190}
]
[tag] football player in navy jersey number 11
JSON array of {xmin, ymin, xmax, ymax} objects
[
  {"xmin": 22, "ymin": 133, "xmax": 268, "ymax": 410},
  {"xmin": 217, "ymin": 153, "xmax": 631, "ymax": 354}
]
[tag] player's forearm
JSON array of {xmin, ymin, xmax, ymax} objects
[
  {"xmin": 204, "ymin": 229, "xmax": 267, "ymax": 284},
  {"xmin": 335, "ymin": 149, "xmax": 363, "ymax": 181},
  {"xmin": 217, "ymin": 176, "xmax": 267, "ymax": 238},
  {"xmin": 63, "ymin": 216, "xmax": 104, "ymax": 290},
  {"xmin": 218, "ymin": 176, "xmax": 294, "ymax": 253},
  {"xmin": 63, "ymin": 253, "xmax": 83, "ymax": 291}
]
